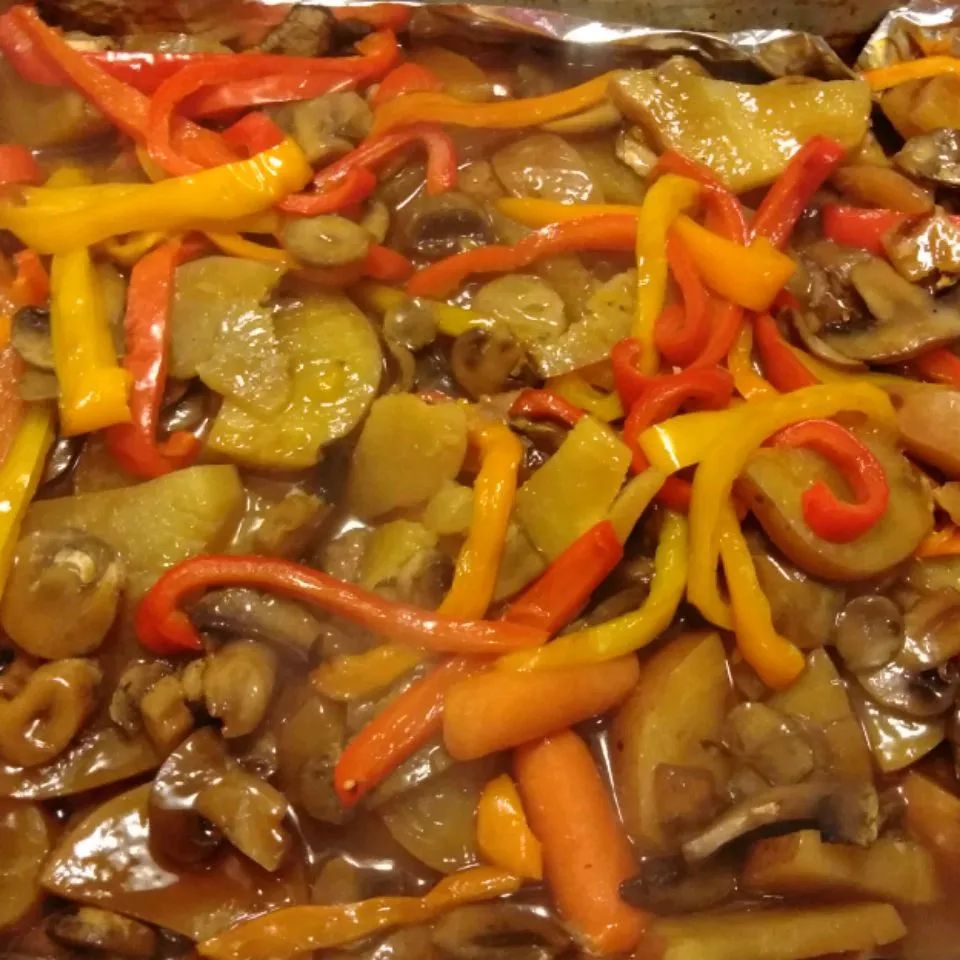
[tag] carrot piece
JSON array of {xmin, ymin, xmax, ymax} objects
[
  {"xmin": 443, "ymin": 656, "xmax": 640, "ymax": 760},
  {"xmin": 514, "ymin": 731, "xmax": 646, "ymax": 955}
]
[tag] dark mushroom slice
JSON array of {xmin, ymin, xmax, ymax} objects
[
  {"xmin": 46, "ymin": 907, "xmax": 157, "ymax": 958},
  {"xmin": 789, "ymin": 241, "xmax": 871, "ymax": 334},
  {"xmin": 189, "ymin": 587, "xmax": 323, "ymax": 659},
  {"xmin": 897, "ymin": 387, "xmax": 960, "ymax": 477},
  {"xmin": 856, "ymin": 660, "xmax": 958, "ymax": 719},
  {"xmin": 450, "ymin": 327, "xmax": 527, "ymax": 399},
  {"xmin": 680, "ymin": 780, "xmax": 879, "ymax": 863},
  {"xmin": 620, "ymin": 855, "xmax": 738, "ymax": 914},
  {"xmin": 432, "ymin": 904, "xmax": 572, "ymax": 960},
  {"xmin": 900, "ymin": 592, "xmax": 960, "ymax": 670},
  {"xmin": 896, "ymin": 128, "xmax": 960, "ymax": 187},
  {"xmin": 11, "ymin": 306, "xmax": 53, "ymax": 370},
  {"xmin": 394, "ymin": 192, "xmax": 492, "ymax": 261},
  {"xmin": 40, "ymin": 435, "xmax": 82, "ymax": 488},
  {"xmin": 816, "ymin": 257, "xmax": 960, "ymax": 363},
  {"xmin": 833, "ymin": 595, "xmax": 904, "ymax": 672},
  {"xmin": 0, "ymin": 528, "xmax": 123, "ymax": 660},
  {"xmin": 789, "ymin": 309, "xmax": 866, "ymax": 371},
  {"xmin": 882, "ymin": 209, "xmax": 960, "ymax": 287},
  {"xmin": 200, "ymin": 641, "xmax": 277, "ymax": 739}
]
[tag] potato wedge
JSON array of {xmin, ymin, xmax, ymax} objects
[
  {"xmin": 744, "ymin": 829, "xmax": 941, "ymax": 905},
  {"xmin": 903, "ymin": 772, "xmax": 960, "ymax": 878},
  {"xmin": 612, "ymin": 632, "xmax": 731, "ymax": 854}
]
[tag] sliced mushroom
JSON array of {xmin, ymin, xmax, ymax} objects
[
  {"xmin": 722, "ymin": 703, "xmax": 819, "ymax": 787},
  {"xmin": 270, "ymin": 92, "xmax": 371, "ymax": 165},
  {"xmin": 201, "ymin": 641, "xmax": 277, "ymax": 739},
  {"xmin": 900, "ymin": 592, "xmax": 960, "ymax": 671},
  {"xmin": 189, "ymin": 587, "xmax": 322, "ymax": 659},
  {"xmin": 11, "ymin": 306, "xmax": 53, "ymax": 370},
  {"xmin": 394, "ymin": 192, "xmax": 492, "ymax": 261},
  {"xmin": 789, "ymin": 309, "xmax": 866, "ymax": 370},
  {"xmin": 620, "ymin": 856, "xmax": 738, "ymax": 914},
  {"xmin": 40, "ymin": 435, "xmax": 82, "ymax": 488},
  {"xmin": 450, "ymin": 327, "xmax": 526, "ymax": 399},
  {"xmin": 816, "ymin": 257, "xmax": 960, "ymax": 363},
  {"xmin": 281, "ymin": 214, "xmax": 371, "ymax": 267},
  {"xmin": 883, "ymin": 208, "xmax": 960, "ymax": 287},
  {"xmin": 432, "ymin": 904, "xmax": 571, "ymax": 960},
  {"xmin": 0, "ymin": 529, "xmax": 124, "ymax": 660},
  {"xmin": 896, "ymin": 128, "xmax": 960, "ymax": 187},
  {"xmin": 47, "ymin": 907, "xmax": 157, "ymax": 958},
  {"xmin": 833, "ymin": 595, "xmax": 904, "ymax": 672},
  {"xmin": 680, "ymin": 780, "xmax": 879, "ymax": 863},
  {"xmin": 856, "ymin": 659, "xmax": 958, "ymax": 718},
  {"xmin": 789, "ymin": 240, "xmax": 871, "ymax": 333}
]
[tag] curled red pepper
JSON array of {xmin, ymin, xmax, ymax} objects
[
  {"xmin": 280, "ymin": 122, "xmax": 456, "ymax": 216},
  {"xmin": 221, "ymin": 111, "xmax": 286, "ymax": 155},
  {"xmin": 373, "ymin": 62, "xmax": 443, "ymax": 107},
  {"xmin": 136, "ymin": 555, "xmax": 546, "ymax": 656},
  {"xmin": 407, "ymin": 215, "xmax": 637, "ymax": 299},
  {"xmin": 769, "ymin": 419, "xmax": 890, "ymax": 543},
  {"xmin": 510, "ymin": 389, "xmax": 585, "ymax": 427},
  {"xmin": 654, "ymin": 230, "xmax": 709, "ymax": 367},
  {"xmin": 752, "ymin": 136, "xmax": 846, "ymax": 249},
  {"xmin": 9, "ymin": 250, "xmax": 49, "ymax": 307},
  {"xmin": 754, "ymin": 313, "xmax": 818, "ymax": 392},
  {"xmin": 911, "ymin": 345, "xmax": 960, "ymax": 387},
  {"xmin": 104, "ymin": 240, "xmax": 200, "ymax": 479}
]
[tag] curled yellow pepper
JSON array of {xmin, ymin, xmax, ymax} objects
[
  {"xmin": 683, "ymin": 382, "xmax": 896, "ymax": 630},
  {"xmin": 547, "ymin": 373, "xmax": 623, "ymax": 422},
  {"xmin": 633, "ymin": 176, "xmax": 701, "ymax": 373},
  {"xmin": 351, "ymin": 280, "xmax": 484, "ymax": 338},
  {"xmin": 671, "ymin": 215, "xmax": 796, "ymax": 312},
  {"xmin": 312, "ymin": 644, "xmax": 425, "ymax": 700},
  {"xmin": 607, "ymin": 467, "xmax": 666, "ymax": 543},
  {"xmin": 729, "ymin": 323, "xmax": 778, "ymax": 400},
  {"xmin": 0, "ymin": 406, "xmax": 53, "ymax": 597},
  {"xmin": 499, "ymin": 510, "xmax": 687, "ymax": 671},
  {"xmin": 205, "ymin": 232, "xmax": 293, "ymax": 265},
  {"xmin": 372, "ymin": 72, "xmax": 619, "ymax": 134},
  {"xmin": 50, "ymin": 246, "xmax": 131, "ymax": 436},
  {"xmin": 198, "ymin": 866, "xmax": 521, "ymax": 960},
  {"xmin": 0, "ymin": 140, "xmax": 311, "ymax": 254},
  {"xmin": 718, "ymin": 502, "xmax": 805, "ymax": 689},
  {"xmin": 477, "ymin": 773, "xmax": 543, "ymax": 880},
  {"xmin": 440, "ymin": 420, "xmax": 523, "ymax": 618},
  {"xmin": 99, "ymin": 230, "xmax": 168, "ymax": 266},
  {"xmin": 496, "ymin": 197, "xmax": 643, "ymax": 226}
]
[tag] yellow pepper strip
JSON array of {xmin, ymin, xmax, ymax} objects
[
  {"xmin": 685, "ymin": 382, "xmax": 896, "ymax": 630},
  {"xmin": 205, "ymin": 232, "xmax": 293, "ymax": 264},
  {"xmin": 729, "ymin": 323, "xmax": 778, "ymax": 400},
  {"xmin": 312, "ymin": 644, "xmax": 425, "ymax": 700},
  {"xmin": 672, "ymin": 215, "xmax": 796, "ymax": 312},
  {"xmin": 0, "ymin": 140, "xmax": 311, "ymax": 255},
  {"xmin": 633, "ymin": 176, "xmax": 702, "ymax": 373},
  {"xmin": 477, "ymin": 773, "xmax": 543, "ymax": 880},
  {"xmin": 607, "ymin": 467, "xmax": 667, "ymax": 543},
  {"xmin": 498, "ymin": 510, "xmax": 687, "ymax": 671},
  {"xmin": 0, "ymin": 407, "xmax": 53, "ymax": 597},
  {"xmin": 547, "ymin": 373, "xmax": 623, "ymax": 422},
  {"xmin": 439, "ymin": 421, "xmax": 523, "ymax": 618},
  {"xmin": 100, "ymin": 231, "xmax": 169, "ymax": 266},
  {"xmin": 198, "ymin": 866, "xmax": 521, "ymax": 960},
  {"xmin": 352, "ymin": 280, "xmax": 485, "ymax": 338},
  {"xmin": 861, "ymin": 56, "xmax": 960, "ymax": 90},
  {"xmin": 788, "ymin": 343, "xmax": 939, "ymax": 395},
  {"xmin": 718, "ymin": 502, "xmax": 805, "ymax": 689},
  {"xmin": 50, "ymin": 246, "xmax": 131, "ymax": 437},
  {"xmin": 496, "ymin": 197, "xmax": 643, "ymax": 226},
  {"xmin": 371, "ymin": 72, "xmax": 620, "ymax": 134}
]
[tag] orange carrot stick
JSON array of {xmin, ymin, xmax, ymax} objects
[
  {"xmin": 514, "ymin": 730, "xmax": 646, "ymax": 955},
  {"xmin": 443, "ymin": 656, "xmax": 640, "ymax": 760}
]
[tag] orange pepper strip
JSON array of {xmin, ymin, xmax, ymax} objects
[
  {"xmin": 861, "ymin": 56, "xmax": 960, "ymax": 90},
  {"xmin": 916, "ymin": 525, "xmax": 960, "ymax": 558}
]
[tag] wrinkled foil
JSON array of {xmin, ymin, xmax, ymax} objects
[{"xmin": 859, "ymin": 0, "xmax": 960, "ymax": 69}]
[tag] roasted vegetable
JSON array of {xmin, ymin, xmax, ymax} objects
[{"xmin": 0, "ymin": 798, "xmax": 50, "ymax": 930}]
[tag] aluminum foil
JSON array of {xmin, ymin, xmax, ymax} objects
[{"xmin": 859, "ymin": 0, "xmax": 960, "ymax": 69}]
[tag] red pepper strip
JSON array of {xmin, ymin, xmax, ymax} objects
[
  {"xmin": 104, "ymin": 241, "xmax": 200, "ymax": 479},
  {"xmin": 10, "ymin": 250, "xmax": 49, "ymax": 307},
  {"xmin": 611, "ymin": 337, "xmax": 648, "ymax": 410},
  {"xmin": 334, "ymin": 520, "xmax": 623, "ymax": 806},
  {"xmin": 0, "ymin": 6, "xmax": 237, "ymax": 169},
  {"xmin": 911, "ymin": 346, "xmax": 960, "ymax": 387},
  {"xmin": 510, "ymin": 388, "xmax": 585, "ymax": 427},
  {"xmin": 373, "ymin": 62, "xmax": 443, "ymax": 107},
  {"xmin": 182, "ymin": 72, "xmax": 356, "ymax": 119},
  {"xmin": 294, "ymin": 244, "xmax": 413, "ymax": 287},
  {"xmin": 0, "ymin": 145, "xmax": 43, "ymax": 186},
  {"xmin": 408, "ymin": 215, "xmax": 637, "ymax": 299},
  {"xmin": 282, "ymin": 122, "xmax": 457, "ymax": 218},
  {"xmin": 331, "ymin": 3, "xmax": 413, "ymax": 31},
  {"xmin": 222, "ymin": 112, "xmax": 287, "ymax": 156},
  {"xmin": 654, "ymin": 230, "xmax": 710, "ymax": 367},
  {"xmin": 818, "ymin": 205, "xmax": 960, "ymax": 257},
  {"xmin": 751, "ymin": 136, "xmax": 846, "ymax": 249},
  {"xmin": 769, "ymin": 419, "xmax": 890, "ymax": 543},
  {"xmin": 754, "ymin": 313, "xmax": 818, "ymax": 392},
  {"xmin": 688, "ymin": 296, "xmax": 744, "ymax": 369},
  {"xmin": 279, "ymin": 167, "xmax": 378, "ymax": 216},
  {"xmin": 136, "ymin": 555, "xmax": 547, "ymax": 656},
  {"xmin": 655, "ymin": 149, "xmax": 748, "ymax": 244}
]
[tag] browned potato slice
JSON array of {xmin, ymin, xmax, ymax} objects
[
  {"xmin": 0, "ymin": 799, "xmax": 51, "ymax": 930},
  {"xmin": 898, "ymin": 388, "xmax": 960, "ymax": 477},
  {"xmin": 612, "ymin": 632, "xmax": 731, "ymax": 854},
  {"xmin": 903, "ymin": 772, "xmax": 960, "ymax": 878},
  {"xmin": 743, "ymin": 829, "xmax": 941, "ymax": 905},
  {"xmin": 740, "ymin": 428, "xmax": 932, "ymax": 581},
  {"xmin": 635, "ymin": 902, "xmax": 906, "ymax": 960}
]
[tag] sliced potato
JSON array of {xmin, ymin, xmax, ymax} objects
[
  {"xmin": 347, "ymin": 394, "xmax": 467, "ymax": 520},
  {"xmin": 766, "ymin": 650, "xmax": 872, "ymax": 781},
  {"xmin": 743, "ymin": 829, "xmax": 941, "ymax": 905},
  {"xmin": 612, "ymin": 632, "xmax": 731, "ymax": 854},
  {"xmin": 740, "ymin": 427, "xmax": 933, "ymax": 581},
  {"xmin": 24, "ymin": 466, "xmax": 243, "ymax": 598},
  {"xmin": 898, "ymin": 388, "xmax": 960, "ymax": 477},
  {"xmin": 209, "ymin": 294, "xmax": 382, "ymax": 469},
  {"xmin": 635, "ymin": 902, "xmax": 905, "ymax": 960},
  {"xmin": 492, "ymin": 133, "xmax": 599, "ymax": 203},
  {"xmin": 516, "ymin": 416, "xmax": 631, "ymax": 560},
  {"xmin": 0, "ymin": 799, "xmax": 51, "ymax": 930},
  {"xmin": 903, "ymin": 772, "xmax": 960, "ymax": 877}
]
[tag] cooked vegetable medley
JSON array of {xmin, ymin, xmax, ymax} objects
[{"xmin": 4, "ymin": 4, "xmax": 960, "ymax": 958}]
